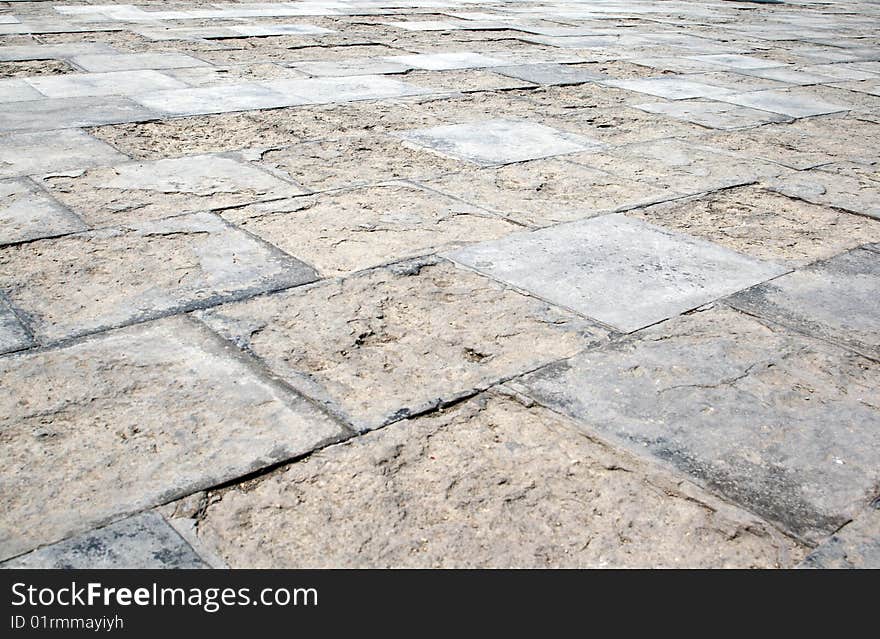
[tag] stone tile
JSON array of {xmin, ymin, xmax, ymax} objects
[
  {"xmin": 0, "ymin": 315, "xmax": 346, "ymax": 559},
  {"xmin": 0, "ymin": 78, "xmax": 42, "ymax": 103},
  {"xmin": 41, "ymin": 154, "xmax": 305, "ymax": 228},
  {"xmin": 0, "ymin": 211, "xmax": 317, "ymax": 343},
  {"xmin": 257, "ymin": 134, "xmax": 464, "ymax": 191},
  {"xmin": 800, "ymin": 506, "xmax": 880, "ymax": 569},
  {"xmin": 635, "ymin": 99, "xmax": 791, "ymax": 129},
  {"xmin": 2, "ymin": 512, "xmax": 206, "ymax": 569},
  {"xmin": 0, "ymin": 96, "xmax": 155, "ymax": 132},
  {"xmin": 738, "ymin": 66, "xmax": 836, "ymax": 86},
  {"xmin": 717, "ymin": 89, "xmax": 849, "ymax": 118},
  {"xmin": 25, "ymin": 69, "xmax": 188, "ymax": 98},
  {"xmin": 0, "ymin": 296, "xmax": 30, "ymax": 354},
  {"xmin": 162, "ymin": 63, "xmax": 309, "ymax": 87},
  {"xmin": 679, "ymin": 71, "xmax": 790, "ymax": 93},
  {"xmin": 132, "ymin": 83, "xmax": 308, "ymax": 116},
  {"xmin": 604, "ymin": 77, "xmax": 735, "ymax": 100},
  {"xmin": 263, "ymin": 74, "xmax": 433, "ymax": 104},
  {"xmin": 687, "ymin": 54, "xmax": 785, "ymax": 70},
  {"xmin": 492, "ymin": 62, "xmax": 606, "ymax": 85},
  {"xmin": 551, "ymin": 106, "xmax": 708, "ymax": 145},
  {"xmin": 220, "ymin": 183, "xmax": 519, "ymax": 277},
  {"xmin": 293, "ymin": 57, "xmax": 411, "ymax": 77},
  {"xmin": 766, "ymin": 168, "xmax": 880, "ymax": 220},
  {"xmin": 728, "ymin": 248, "xmax": 880, "ymax": 360},
  {"xmin": 69, "ymin": 52, "xmax": 211, "ymax": 73},
  {"xmin": 232, "ymin": 24, "xmax": 335, "ymax": 37},
  {"xmin": 0, "ymin": 177, "xmax": 85, "ymax": 245},
  {"xmin": 0, "ymin": 43, "xmax": 116, "ymax": 62},
  {"xmin": 422, "ymin": 159, "xmax": 677, "ymax": 227},
  {"xmin": 395, "ymin": 119, "xmax": 604, "ymax": 167},
  {"xmin": 509, "ymin": 306, "xmax": 880, "ymax": 543},
  {"xmin": 447, "ymin": 214, "xmax": 788, "ymax": 333},
  {"xmin": 193, "ymin": 393, "xmax": 801, "ymax": 568},
  {"xmin": 383, "ymin": 51, "xmax": 507, "ymax": 71},
  {"xmin": 196, "ymin": 257, "xmax": 604, "ymax": 431},
  {"xmin": 799, "ymin": 63, "xmax": 880, "ymax": 82},
  {"xmin": 0, "ymin": 129, "xmax": 128, "ymax": 178},
  {"xmin": 626, "ymin": 186, "xmax": 880, "ymax": 267}
]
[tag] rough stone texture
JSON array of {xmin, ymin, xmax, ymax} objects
[
  {"xmin": 635, "ymin": 99, "xmax": 791, "ymax": 130},
  {"xmin": 800, "ymin": 506, "xmax": 880, "ymax": 569},
  {"xmin": 196, "ymin": 258, "xmax": 605, "ymax": 431},
  {"xmin": 510, "ymin": 306, "xmax": 880, "ymax": 543},
  {"xmin": 717, "ymin": 89, "xmax": 849, "ymax": 119},
  {"xmin": 220, "ymin": 183, "xmax": 519, "ymax": 277},
  {"xmin": 0, "ymin": 95, "xmax": 155, "ymax": 132},
  {"xmin": 2, "ymin": 512, "xmax": 207, "ymax": 569},
  {"xmin": 0, "ymin": 212, "xmax": 317, "ymax": 343},
  {"xmin": 41, "ymin": 154, "xmax": 305, "ymax": 227},
  {"xmin": 767, "ymin": 168, "xmax": 880, "ymax": 220},
  {"xmin": 728, "ymin": 248, "xmax": 880, "ymax": 361},
  {"xmin": 0, "ymin": 129, "xmax": 128, "ymax": 178},
  {"xmin": 448, "ymin": 214, "xmax": 788, "ymax": 332},
  {"xmin": 0, "ymin": 177, "xmax": 86, "ymax": 245},
  {"xmin": 0, "ymin": 296, "xmax": 30, "ymax": 354},
  {"xmin": 0, "ymin": 59, "xmax": 73, "ymax": 78},
  {"xmin": 0, "ymin": 315, "xmax": 347, "ymax": 560},
  {"xmin": 192, "ymin": 393, "xmax": 803, "ymax": 568},
  {"xmin": 625, "ymin": 186, "xmax": 880, "ymax": 266}
]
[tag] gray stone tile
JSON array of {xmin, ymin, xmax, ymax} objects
[
  {"xmin": 0, "ymin": 43, "xmax": 116, "ymax": 62},
  {"xmin": 0, "ymin": 296, "xmax": 30, "ymax": 354},
  {"xmin": 231, "ymin": 24, "xmax": 334, "ymax": 37},
  {"xmin": 383, "ymin": 51, "xmax": 508, "ymax": 71},
  {"xmin": 509, "ymin": 306, "xmax": 880, "ymax": 543},
  {"xmin": 717, "ymin": 89, "xmax": 849, "ymax": 118},
  {"xmin": 687, "ymin": 54, "xmax": 786, "ymax": 70},
  {"xmin": 292, "ymin": 58, "xmax": 412, "ymax": 77},
  {"xmin": 635, "ymin": 99, "xmax": 791, "ymax": 129},
  {"xmin": 0, "ymin": 78, "xmax": 43, "ymax": 103},
  {"xmin": 800, "ymin": 506, "xmax": 880, "ymax": 569},
  {"xmin": 133, "ymin": 83, "xmax": 308, "ymax": 116},
  {"xmin": 0, "ymin": 177, "xmax": 85, "ymax": 246},
  {"xmin": 0, "ymin": 96, "xmax": 156, "ymax": 132},
  {"xmin": 737, "ymin": 66, "xmax": 837, "ymax": 86},
  {"xmin": 0, "ymin": 129, "xmax": 129, "ymax": 178},
  {"xmin": 395, "ymin": 119, "xmax": 604, "ymax": 166},
  {"xmin": 25, "ymin": 70, "xmax": 188, "ymax": 98},
  {"xmin": 446, "ymin": 213, "xmax": 788, "ymax": 332},
  {"xmin": 604, "ymin": 77, "xmax": 735, "ymax": 100},
  {"xmin": 728, "ymin": 248, "xmax": 880, "ymax": 360},
  {"xmin": 263, "ymin": 75, "xmax": 433, "ymax": 104},
  {"xmin": 0, "ymin": 315, "xmax": 346, "ymax": 559},
  {"xmin": 492, "ymin": 63, "xmax": 606, "ymax": 85},
  {"xmin": 0, "ymin": 211, "xmax": 317, "ymax": 343},
  {"xmin": 70, "ymin": 52, "xmax": 211, "ymax": 73},
  {"xmin": 2, "ymin": 512, "xmax": 206, "ymax": 569},
  {"xmin": 766, "ymin": 169, "xmax": 880, "ymax": 220}
]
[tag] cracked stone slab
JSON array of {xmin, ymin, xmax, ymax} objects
[
  {"xmin": 0, "ymin": 211, "xmax": 317, "ymax": 343},
  {"xmin": 383, "ymin": 51, "xmax": 507, "ymax": 71},
  {"xmin": 635, "ymin": 99, "xmax": 791, "ymax": 129},
  {"xmin": 132, "ymin": 82, "xmax": 310, "ymax": 116},
  {"xmin": 1, "ymin": 512, "xmax": 206, "ymax": 569},
  {"xmin": 717, "ymin": 89, "xmax": 849, "ymax": 118},
  {"xmin": 24, "ymin": 69, "xmax": 188, "ymax": 98},
  {"xmin": 192, "ymin": 393, "xmax": 802, "ymax": 568},
  {"xmin": 0, "ymin": 129, "xmax": 128, "ymax": 178},
  {"xmin": 1, "ymin": 177, "xmax": 85, "ymax": 246},
  {"xmin": 509, "ymin": 306, "xmax": 880, "ymax": 543},
  {"xmin": 491, "ymin": 62, "xmax": 606, "ymax": 85},
  {"xmin": 766, "ymin": 169, "xmax": 880, "ymax": 220},
  {"xmin": 196, "ymin": 257, "xmax": 605, "ymax": 431},
  {"xmin": 422, "ymin": 158, "xmax": 677, "ymax": 227},
  {"xmin": 447, "ymin": 213, "xmax": 788, "ymax": 333},
  {"xmin": 0, "ymin": 96, "xmax": 156, "ymax": 132},
  {"xmin": 41, "ymin": 154, "xmax": 306, "ymax": 228},
  {"xmin": 220, "ymin": 183, "xmax": 519, "ymax": 277},
  {"xmin": 0, "ymin": 296, "xmax": 30, "ymax": 354},
  {"xmin": 0, "ymin": 315, "xmax": 346, "ymax": 560},
  {"xmin": 394, "ymin": 118, "xmax": 604, "ymax": 167},
  {"xmin": 625, "ymin": 185, "xmax": 880, "ymax": 266},
  {"xmin": 603, "ymin": 77, "xmax": 736, "ymax": 100},
  {"xmin": 69, "ymin": 52, "xmax": 211, "ymax": 73},
  {"xmin": 800, "ymin": 506, "xmax": 880, "ymax": 569},
  {"xmin": 728, "ymin": 248, "xmax": 880, "ymax": 360}
]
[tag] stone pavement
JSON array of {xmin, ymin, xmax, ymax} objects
[{"xmin": 0, "ymin": 1, "xmax": 878, "ymax": 569}]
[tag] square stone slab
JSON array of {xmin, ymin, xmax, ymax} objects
[
  {"xmin": 0, "ymin": 78, "xmax": 43, "ymax": 103},
  {"xmin": 1, "ymin": 512, "xmax": 206, "ymax": 569},
  {"xmin": 69, "ymin": 52, "xmax": 212, "ymax": 73},
  {"xmin": 509, "ymin": 306, "xmax": 880, "ymax": 543},
  {"xmin": 0, "ymin": 177, "xmax": 85, "ymax": 245},
  {"xmin": 0, "ymin": 296, "xmax": 30, "ymax": 354},
  {"xmin": 394, "ymin": 119, "xmax": 604, "ymax": 166},
  {"xmin": 728, "ymin": 248, "xmax": 880, "ymax": 360},
  {"xmin": 422, "ymin": 158, "xmax": 677, "ymax": 227},
  {"xmin": 220, "ymin": 183, "xmax": 519, "ymax": 277},
  {"xmin": 383, "ymin": 51, "xmax": 507, "ymax": 71},
  {"xmin": 0, "ymin": 129, "xmax": 128, "ymax": 179},
  {"xmin": 635, "ymin": 99, "xmax": 791, "ymax": 129},
  {"xmin": 0, "ymin": 43, "xmax": 117, "ymax": 62},
  {"xmin": 717, "ymin": 89, "xmax": 849, "ymax": 118},
  {"xmin": 446, "ymin": 213, "xmax": 789, "ymax": 333},
  {"xmin": 0, "ymin": 96, "xmax": 156, "ymax": 132},
  {"xmin": 196, "ymin": 257, "xmax": 605, "ymax": 431},
  {"xmin": 492, "ymin": 63, "xmax": 606, "ymax": 85},
  {"xmin": 293, "ymin": 58, "xmax": 412, "ymax": 77},
  {"xmin": 737, "ymin": 66, "xmax": 837, "ymax": 86},
  {"xmin": 0, "ymin": 211, "xmax": 317, "ymax": 343},
  {"xmin": 0, "ymin": 315, "xmax": 346, "ymax": 559},
  {"xmin": 191, "ymin": 393, "xmax": 800, "ymax": 568},
  {"xmin": 604, "ymin": 77, "xmax": 735, "ymax": 100},
  {"xmin": 263, "ymin": 75, "xmax": 433, "ymax": 104},
  {"xmin": 41, "ymin": 154, "xmax": 306, "ymax": 227},
  {"xmin": 687, "ymin": 54, "xmax": 785, "ymax": 70},
  {"xmin": 24, "ymin": 69, "xmax": 189, "ymax": 98},
  {"xmin": 132, "ymin": 83, "xmax": 310, "ymax": 116}
]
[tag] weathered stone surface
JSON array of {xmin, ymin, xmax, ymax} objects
[
  {"xmin": 767, "ymin": 169, "xmax": 880, "ymax": 220},
  {"xmin": 625, "ymin": 186, "xmax": 880, "ymax": 266},
  {"xmin": 395, "ymin": 119, "xmax": 604, "ymax": 166},
  {"xmin": 0, "ymin": 96, "xmax": 155, "ymax": 132},
  {"xmin": 509, "ymin": 306, "xmax": 880, "ymax": 543},
  {"xmin": 132, "ymin": 82, "xmax": 308, "ymax": 116},
  {"xmin": 196, "ymin": 257, "xmax": 605, "ymax": 431},
  {"xmin": 0, "ymin": 315, "xmax": 347, "ymax": 559},
  {"xmin": 0, "ymin": 129, "xmax": 128, "ymax": 178},
  {"xmin": 220, "ymin": 183, "xmax": 519, "ymax": 276},
  {"xmin": 0, "ymin": 177, "xmax": 85, "ymax": 245},
  {"xmin": 192, "ymin": 393, "xmax": 802, "ymax": 568},
  {"xmin": 42, "ymin": 154, "xmax": 305, "ymax": 227},
  {"xmin": 0, "ymin": 296, "xmax": 29, "ymax": 354},
  {"xmin": 718, "ymin": 89, "xmax": 849, "ymax": 118},
  {"xmin": 2, "ymin": 512, "xmax": 206, "ymax": 569},
  {"xmin": 492, "ymin": 62, "xmax": 605, "ymax": 85},
  {"xmin": 800, "ymin": 506, "xmax": 880, "ymax": 569},
  {"xmin": 25, "ymin": 69, "xmax": 188, "ymax": 98},
  {"xmin": 447, "ymin": 214, "xmax": 788, "ymax": 332},
  {"xmin": 635, "ymin": 99, "xmax": 790, "ymax": 129},
  {"xmin": 263, "ymin": 75, "xmax": 433, "ymax": 104},
  {"xmin": 69, "ymin": 52, "xmax": 211, "ymax": 72},
  {"xmin": 605, "ymin": 77, "xmax": 734, "ymax": 100},
  {"xmin": 728, "ymin": 248, "xmax": 880, "ymax": 360},
  {"xmin": 383, "ymin": 51, "xmax": 507, "ymax": 71},
  {"xmin": 403, "ymin": 69, "xmax": 535, "ymax": 93},
  {"xmin": 0, "ymin": 211, "xmax": 317, "ymax": 343},
  {"xmin": 0, "ymin": 78, "xmax": 42, "ymax": 103},
  {"xmin": 0, "ymin": 43, "xmax": 116, "ymax": 62},
  {"xmin": 687, "ymin": 54, "xmax": 784, "ymax": 70}
]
